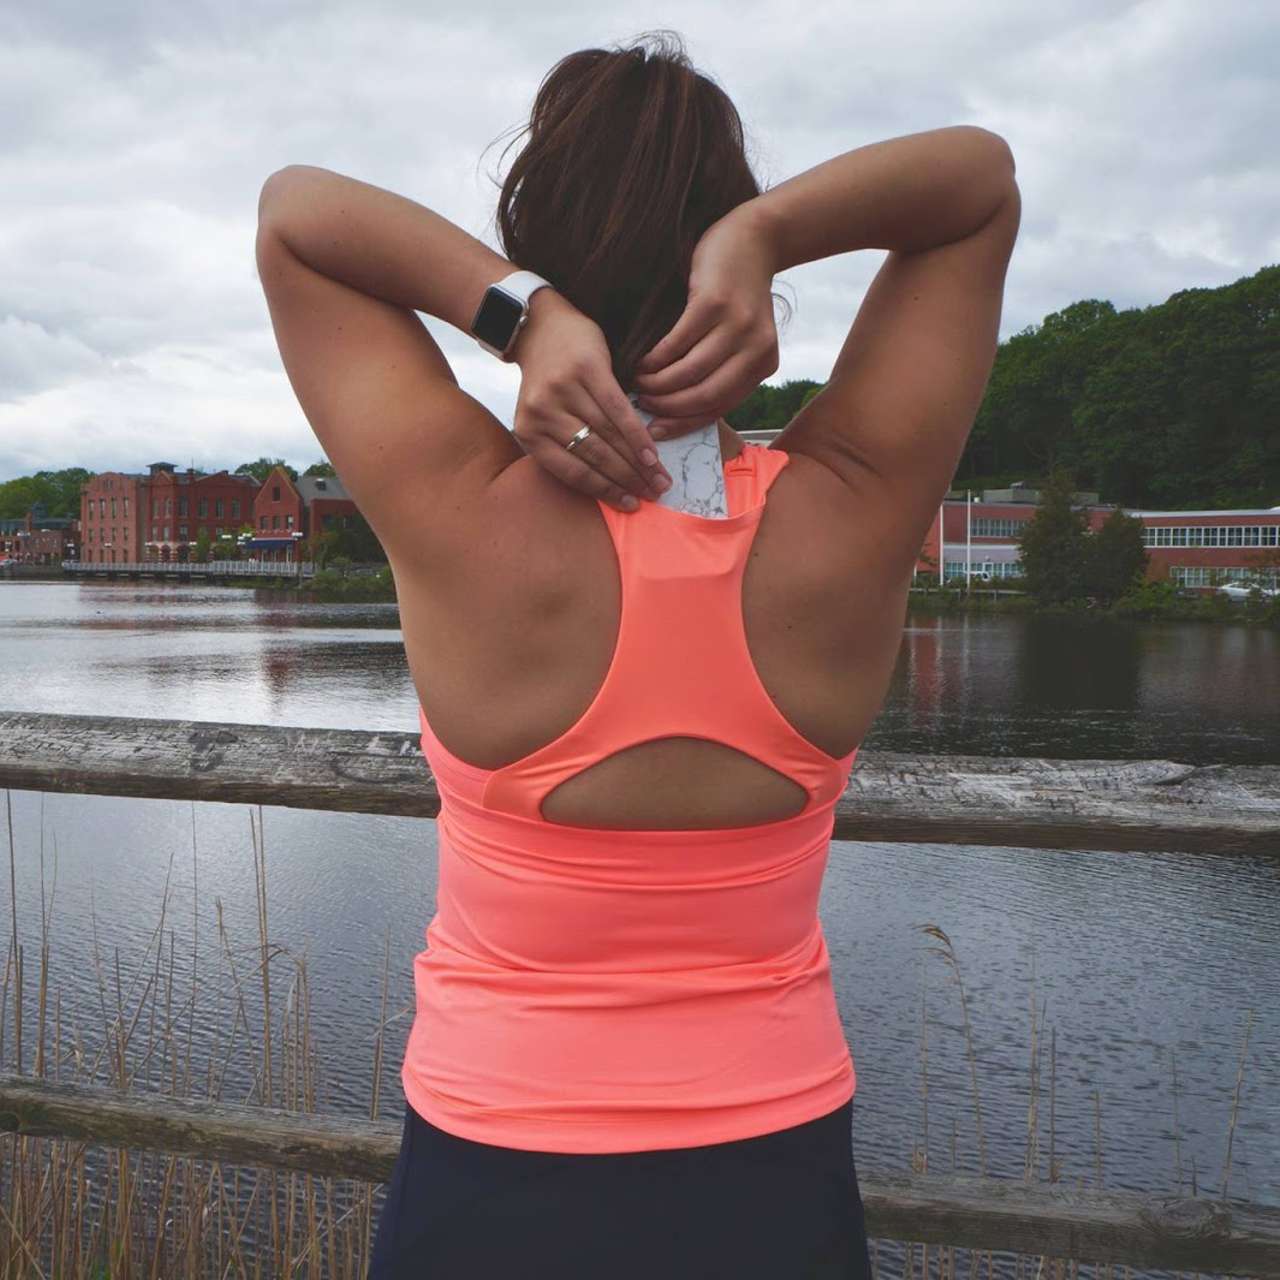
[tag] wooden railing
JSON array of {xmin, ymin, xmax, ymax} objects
[
  {"xmin": 3, "ymin": 710, "xmax": 1279, "ymax": 1273},
  {"xmin": 2, "ymin": 710, "xmax": 1277, "ymax": 855}
]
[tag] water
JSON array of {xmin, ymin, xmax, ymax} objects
[{"xmin": 2, "ymin": 581, "xmax": 1278, "ymax": 1275}]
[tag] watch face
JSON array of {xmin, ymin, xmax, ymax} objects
[{"xmin": 473, "ymin": 287, "xmax": 525, "ymax": 352}]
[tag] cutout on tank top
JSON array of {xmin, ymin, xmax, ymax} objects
[{"xmin": 537, "ymin": 736, "xmax": 811, "ymax": 831}]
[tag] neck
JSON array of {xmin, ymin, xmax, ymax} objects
[{"xmin": 716, "ymin": 419, "xmax": 744, "ymax": 460}]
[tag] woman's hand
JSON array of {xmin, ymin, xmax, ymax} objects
[
  {"xmin": 629, "ymin": 205, "xmax": 780, "ymax": 438},
  {"xmin": 511, "ymin": 290, "xmax": 672, "ymax": 512}
]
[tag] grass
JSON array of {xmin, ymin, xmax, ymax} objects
[
  {"xmin": 908, "ymin": 579, "xmax": 1280, "ymax": 626},
  {"xmin": 0, "ymin": 790, "xmax": 1264, "ymax": 1278}
]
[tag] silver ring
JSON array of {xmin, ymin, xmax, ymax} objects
[{"xmin": 564, "ymin": 424, "xmax": 593, "ymax": 455}]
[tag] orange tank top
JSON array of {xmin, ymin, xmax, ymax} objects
[{"xmin": 401, "ymin": 443, "xmax": 859, "ymax": 1153}]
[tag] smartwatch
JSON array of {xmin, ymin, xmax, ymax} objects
[{"xmin": 470, "ymin": 269, "xmax": 554, "ymax": 361}]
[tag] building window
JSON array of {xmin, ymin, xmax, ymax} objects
[
  {"xmin": 215, "ymin": 526, "xmax": 223, "ymax": 537},
  {"xmin": 215, "ymin": 498, "xmax": 224, "ymax": 518},
  {"xmin": 231, "ymin": 499, "xmax": 240, "ymax": 519},
  {"xmin": 1143, "ymin": 524, "xmax": 1279, "ymax": 548},
  {"xmin": 123, "ymin": 496, "xmax": 129, "ymax": 517},
  {"xmin": 151, "ymin": 524, "xmax": 158, "ymax": 540},
  {"xmin": 153, "ymin": 499, "xmax": 160, "ymax": 518},
  {"xmin": 943, "ymin": 560, "xmax": 1023, "ymax": 580},
  {"xmin": 260, "ymin": 515, "xmax": 268, "ymax": 529},
  {"xmin": 285, "ymin": 513, "xmax": 294, "ymax": 528},
  {"xmin": 322, "ymin": 514, "xmax": 334, "ymax": 530},
  {"xmin": 165, "ymin": 498, "xmax": 172, "ymax": 516},
  {"xmin": 1171, "ymin": 564, "xmax": 1280, "ymax": 588},
  {"xmin": 973, "ymin": 517, "xmax": 1029, "ymax": 538},
  {"xmin": 198, "ymin": 498, "xmax": 208, "ymax": 517},
  {"xmin": 178, "ymin": 497, "xmax": 188, "ymax": 517},
  {"xmin": 178, "ymin": 524, "xmax": 189, "ymax": 539},
  {"xmin": 163, "ymin": 525, "xmax": 171, "ymax": 540},
  {"xmin": 272, "ymin": 485, "xmax": 281, "ymax": 501},
  {"xmin": 99, "ymin": 498, "xmax": 106, "ymax": 517},
  {"xmin": 111, "ymin": 498, "xmax": 117, "ymax": 518},
  {"xmin": 272, "ymin": 514, "xmax": 280, "ymax": 529}
]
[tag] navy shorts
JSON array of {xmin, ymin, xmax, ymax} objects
[{"xmin": 368, "ymin": 1095, "xmax": 873, "ymax": 1278}]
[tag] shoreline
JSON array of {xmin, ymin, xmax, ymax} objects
[{"xmin": 6, "ymin": 569, "xmax": 1280, "ymax": 623}]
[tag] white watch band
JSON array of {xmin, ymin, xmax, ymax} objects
[{"xmin": 495, "ymin": 269, "xmax": 553, "ymax": 307}]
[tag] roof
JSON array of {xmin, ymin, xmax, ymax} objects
[
  {"xmin": 1119, "ymin": 508, "xmax": 1280, "ymax": 518},
  {"xmin": 295, "ymin": 473, "xmax": 351, "ymax": 503}
]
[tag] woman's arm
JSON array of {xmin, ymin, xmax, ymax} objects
[
  {"xmin": 744, "ymin": 125, "xmax": 1016, "ymax": 268},
  {"xmin": 258, "ymin": 166, "xmax": 670, "ymax": 510},
  {"xmin": 634, "ymin": 126, "xmax": 1016, "ymax": 428}
]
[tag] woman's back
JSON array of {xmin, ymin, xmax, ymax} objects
[{"xmin": 394, "ymin": 430, "xmax": 907, "ymax": 830}]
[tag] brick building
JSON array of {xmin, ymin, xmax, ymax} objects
[
  {"xmin": 914, "ymin": 482, "xmax": 1280, "ymax": 593},
  {"xmin": 79, "ymin": 470, "xmax": 149, "ymax": 564},
  {"xmin": 248, "ymin": 466, "xmax": 358, "ymax": 562},
  {"xmin": 141, "ymin": 462, "xmax": 258, "ymax": 560},
  {"xmin": 0, "ymin": 502, "xmax": 80, "ymax": 564}
]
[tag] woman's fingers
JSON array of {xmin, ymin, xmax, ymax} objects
[
  {"xmin": 636, "ymin": 348, "xmax": 764, "ymax": 421},
  {"xmin": 583, "ymin": 372, "xmax": 670, "ymax": 494},
  {"xmin": 631, "ymin": 322, "xmax": 738, "ymax": 397},
  {"xmin": 533, "ymin": 430, "xmax": 646, "ymax": 512},
  {"xmin": 552, "ymin": 389, "xmax": 659, "ymax": 511},
  {"xmin": 633, "ymin": 295, "xmax": 717, "ymax": 380}
]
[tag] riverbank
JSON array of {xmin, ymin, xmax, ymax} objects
[
  {"xmin": 908, "ymin": 580, "xmax": 1280, "ymax": 625},
  {"xmin": 9, "ymin": 566, "xmax": 1280, "ymax": 624}
]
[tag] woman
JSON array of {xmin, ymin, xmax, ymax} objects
[{"xmin": 255, "ymin": 30, "xmax": 1019, "ymax": 1279}]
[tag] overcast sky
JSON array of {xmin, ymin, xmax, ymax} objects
[{"xmin": 1, "ymin": 0, "xmax": 1276, "ymax": 481}]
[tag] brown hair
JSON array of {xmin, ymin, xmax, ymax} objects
[{"xmin": 485, "ymin": 29, "xmax": 789, "ymax": 395}]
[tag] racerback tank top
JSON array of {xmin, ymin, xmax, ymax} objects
[{"xmin": 401, "ymin": 443, "xmax": 859, "ymax": 1153}]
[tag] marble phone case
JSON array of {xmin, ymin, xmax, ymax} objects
[{"xmin": 628, "ymin": 393, "xmax": 728, "ymax": 519}]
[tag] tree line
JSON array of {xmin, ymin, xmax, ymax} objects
[{"xmin": 727, "ymin": 262, "xmax": 1278, "ymax": 512}]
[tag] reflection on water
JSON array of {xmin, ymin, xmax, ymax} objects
[
  {"xmin": 892, "ymin": 612, "xmax": 1279, "ymax": 764},
  {"xmin": 3, "ymin": 582, "xmax": 1276, "ymax": 761},
  {"xmin": 2, "ymin": 581, "xmax": 1278, "ymax": 1274}
]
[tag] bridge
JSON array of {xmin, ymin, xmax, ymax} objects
[{"xmin": 56, "ymin": 558, "xmax": 316, "ymax": 580}]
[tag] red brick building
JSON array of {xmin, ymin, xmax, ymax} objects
[
  {"xmin": 142, "ymin": 462, "xmax": 258, "ymax": 560},
  {"xmin": 913, "ymin": 482, "xmax": 1280, "ymax": 593},
  {"xmin": 79, "ymin": 470, "xmax": 149, "ymax": 564},
  {"xmin": 0, "ymin": 503, "xmax": 80, "ymax": 564},
  {"xmin": 248, "ymin": 466, "xmax": 358, "ymax": 562}
]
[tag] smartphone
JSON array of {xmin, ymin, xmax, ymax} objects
[{"xmin": 628, "ymin": 394, "xmax": 728, "ymax": 519}]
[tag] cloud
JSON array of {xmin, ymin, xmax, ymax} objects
[{"xmin": 1, "ymin": 0, "xmax": 1276, "ymax": 479}]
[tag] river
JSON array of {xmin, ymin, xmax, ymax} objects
[{"xmin": 2, "ymin": 580, "xmax": 1277, "ymax": 1276}]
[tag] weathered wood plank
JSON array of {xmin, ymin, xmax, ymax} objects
[
  {"xmin": 1, "ymin": 1075, "xmax": 1277, "ymax": 1272},
  {"xmin": 1, "ymin": 711, "xmax": 1278, "ymax": 855}
]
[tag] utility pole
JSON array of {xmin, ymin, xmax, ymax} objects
[{"xmin": 966, "ymin": 490, "xmax": 973, "ymax": 594}]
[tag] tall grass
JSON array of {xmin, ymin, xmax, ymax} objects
[
  {"xmin": 0, "ymin": 791, "xmax": 1262, "ymax": 1277},
  {"xmin": 1, "ymin": 793, "xmax": 398, "ymax": 1278}
]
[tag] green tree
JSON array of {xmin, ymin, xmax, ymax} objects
[
  {"xmin": 726, "ymin": 379, "xmax": 823, "ymax": 433},
  {"xmin": 1085, "ymin": 508, "xmax": 1149, "ymax": 604},
  {"xmin": 234, "ymin": 456, "xmax": 298, "ymax": 484},
  {"xmin": 303, "ymin": 459, "xmax": 336, "ymax": 478},
  {"xmin": 1014, "ymin": 465, "xmax": 1091, "ymax": 605},
  {"xmin": 0, "ymin": 467, "xmax": 94, "ymax": 519},
  {"xmin": 194, "ymin": 526, "xmax": 212, "ymax": 564},
  {"xmin": 316, "ymin": 510, "xmax": 386, "ymax": 564},
  {"xmin": 962, "ymin": 264, "xmax": 1280, "ymax": 508}
]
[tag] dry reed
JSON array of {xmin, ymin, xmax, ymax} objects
[{"xmin": 0, "ymin": 792, "xmax": 1264, "ymax": 1277}]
